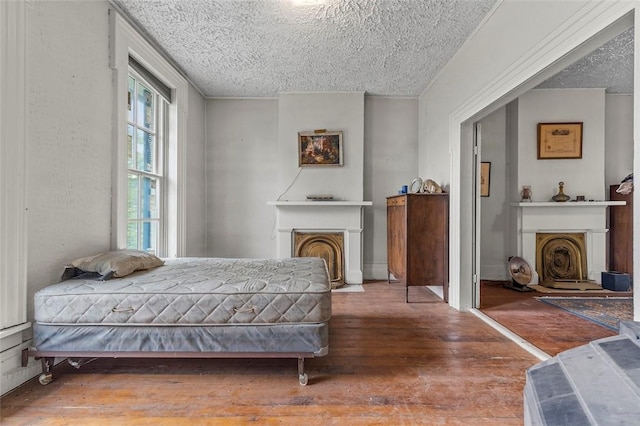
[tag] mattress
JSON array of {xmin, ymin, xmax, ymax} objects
[{"xmin": 34, "ymin": 257, "xmax": 332, "ymax": 327}]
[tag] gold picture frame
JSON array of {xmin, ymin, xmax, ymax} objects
[
  {"xmin": 298, "ymin": 130, "xmax": 343, "ymax": 167},
  {"xmin": 480, "ymin": 162, "xmax": 490, "ymax": 197},
  {"xmin": 537, "ymin": 122, "xmax": 583, "ymax": 159}
]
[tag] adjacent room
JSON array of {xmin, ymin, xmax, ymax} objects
[
  {"xmin": 477, "ymin": 24, "xmax": 636, "ymax": 353},
  {"xmin": 1, "ymin": 0, "xmax": 639, "ymax": 424}
]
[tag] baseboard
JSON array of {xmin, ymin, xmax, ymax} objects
[
  {"xmin": 1, "ymin": 340, "xmax": 40, "ymax": 397},
  {"xmin": 363, "ymin": 263, "xmax": 388, "ymax": 281}
]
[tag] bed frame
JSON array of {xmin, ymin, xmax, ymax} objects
[{"xmin": 23, "ymin": 348, "xmax": 320, "ymax": 386}]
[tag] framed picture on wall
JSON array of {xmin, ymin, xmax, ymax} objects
[
  {"xmin": 298, "ymin": 130, "xmax": 343, "ymax": 167},
  {"xmin": 480, "ymin": 162, "xmax": 491, "ymax": 197},
  {"xmin": 537, "ymin": 122, "xmax": 583, "ymax": 159}
]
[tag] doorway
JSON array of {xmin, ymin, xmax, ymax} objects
[{"xmin": 470, "ymin": 20, "xmax": 635, "ymax": 348}]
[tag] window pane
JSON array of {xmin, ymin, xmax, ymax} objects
[
  {"xmin": 141, "ymin": 176, "xmax": 158, "ymax": 219},
  {"xmin": 127, "ymin": 221, "xmax": 139, "ymax": 250},
  {"xmin": 137, "ymin": 83, "xmax": 155, "ymax": 131},
  {"xmin": 127, "ymin": 125, "xmax": 135, "ymax": 169},
  {"xmin": 136, "ymin": 129, "xmax": 155, "ymax": 172},
  {"xmin": 128, "ymin": 173, "xmax": 139, "ymax": 220},
  {"xmin": 127, "ymin": 76, "xmax": 135, "ymax": 123},
  {"xmin": 141, "ymin": 221, "xmax": 158, "ymax": 255}
]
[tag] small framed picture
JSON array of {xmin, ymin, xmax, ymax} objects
[
  {"xmin": 298, "ymin": 131, "xmax": 343, "ymax": 167},
  {"xmin": 537, "ymin": 122, "xmax": 583, "ymax": 159},
  {"xmin": 480, "ymin": 162, "xmax": 491, "ymax": 197}
]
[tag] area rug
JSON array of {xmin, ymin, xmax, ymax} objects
[
  {"xmin": 537, "ymin": 297, "xmax": 633, "ymax": 331},
  {"xmin": 528, "ymin": 284, "xmax": 619, "ymax": 295}
]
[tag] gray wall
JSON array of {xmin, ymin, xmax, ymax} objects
[
  {"xmin": 479, "ymin": 107, "xmax": 509, "ymax": 280},
  {"xmin": 277, "ymin": 92, "xmax": 365, "ymax": 202},
  {"xmin": 605, "ymin": 94, "xmax": 634, "ymax": 187},
  {"xmin": 206, "ymin": 99, "xmax": 280, "ymax": 258},
  {"xmin": 518, "ymin": 89, "xmax": 606, "ymax": 201},
  {"xmin": 364, "ymin": 97, "xmax": 419, "ymax": 278},
  {"xmin": 205, "ymin": 96, "xmax": 419, "ymax": 277},
  {"xmin": 24, "ymin": 1, "xmax": 206, "ymax": 317},
  {"xmin": 185, "ymin": 84, "xmax": 207, "ymax": 257},
  {"xmin": 26, "ymin": 1, "xmax": 114, "ymax": 320}
]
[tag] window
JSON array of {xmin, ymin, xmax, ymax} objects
[
  {"xmin": 111, "ymin": 9, "xmax": 188, "ymax": 258},
  {"xmin": 126, "ymin": 66, "xmax": 168, "ymax": 255}
]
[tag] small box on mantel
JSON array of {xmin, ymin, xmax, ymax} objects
[{"xmin": 601, "ymin": 271, "xmax": 631, "ymax": 291}]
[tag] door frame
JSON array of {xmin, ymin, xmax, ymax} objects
[{"xmin": 472, "ymin": 122, "xmax": 482, "ymax": 308}]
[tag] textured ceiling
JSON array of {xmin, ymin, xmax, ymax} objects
[
  {"xmin": 114, "ymin": 0, "xmax": 633, "ymax": 98},
  {"xmin": 114, "ymin": 0, "xmax": 498, "ymax": 97},
  {"xmin": 536, "ymin": 27, "xmax": 634, "ymax": 94}
]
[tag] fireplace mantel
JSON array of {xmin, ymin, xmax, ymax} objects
[
  {"xmin": 268, "ymin": 201, "xmax": 373, "ymax": 207},
  {"xmin": 512, "ymin": 200, "xmax": 625, "ymax": 283},
  {"xmin": 269, "ymin": 200, "xmax": 372, "ymax": 284},
  {"xmin": 511, "ymin": 201, "xmax": 625, "ymax": 208}
]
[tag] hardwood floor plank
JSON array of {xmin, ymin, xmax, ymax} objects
[
  {"xmin": 2, "ymin": 282, "xmax": 538, "ymax": 424},
  {"xmin": 479, "ymin": 281, "xmax": 618, "ymax": 355}
]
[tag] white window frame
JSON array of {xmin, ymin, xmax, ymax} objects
[
  {"xmin": 110, "ymin": 8, "xmax": 188, "ymax": 258},
  {"xmin": 126, "ymin": 70, "xmax": 167, "ymax": 254}
]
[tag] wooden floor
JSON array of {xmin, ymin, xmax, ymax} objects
[
  {"xmin": 479, "ymin": 281, "xmax": 619, "ymax": 356},
  {"xmin": 1, "ymin": 282, "xmax": 539, "ymax": 425}
]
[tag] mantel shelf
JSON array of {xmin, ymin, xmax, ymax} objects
[
  {"xmin": 268, "ymin": 201, "xmax": 373, "ymax": 207},
  {"xmin": 511, "ymin": 201, "xmax": 625, "ymax": 207}
]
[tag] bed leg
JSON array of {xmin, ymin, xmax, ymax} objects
[
  {"xmin": 21, "ymin": 348, "xmax": 29, "ymax": 367},
  {"xmin": 297, "ymin": 357, "xmax": 308, "ymax": 386},
  {"xmin": 38, "ymin": 357, "xmax": 55, "ymax": 386}
]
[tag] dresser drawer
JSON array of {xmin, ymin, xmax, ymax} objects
[{"xmin": 386, "ymin": 196, "xmax": 406, "ymax": 207}]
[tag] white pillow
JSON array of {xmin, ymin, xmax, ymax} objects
[{"xmin": 70, "ymin": 249, "xmax": 164, "ymax": 279}]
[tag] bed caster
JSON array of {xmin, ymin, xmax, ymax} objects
[
  {"xmin": 38, "ymin": 373, "xmax": 53, "ymax": 386},
  {"xmin": 38, "ymin": 357, "xmax": 55, "ymax": 386},
  {"xmin": 298, "ymin": 373, "xmax": 308, "ymax": 386}
]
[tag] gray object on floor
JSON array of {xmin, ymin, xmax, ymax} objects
[{"xmin": 524, "ymin": 321, "xmax": 640, "ymax": 425}]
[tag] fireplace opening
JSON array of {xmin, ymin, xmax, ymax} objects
[
  {"xmin": 294, "ymin": 231, "xmax": 344, "ymax": 288},
  {"xmin": 536, "ymin": 232, "xmax": 589, "ymax": 284}
]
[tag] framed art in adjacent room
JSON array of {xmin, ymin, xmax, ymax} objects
[
  {"xmin": 537, "ymin": 122, "xmax": 583, "ymax": 159},
  {"xmin": 298, "ymin": 130, "xmax": 343, "ymax": 166},
  {"xmin": 480, "ymin": 162, "xmax": 491, "ymax": 197}
]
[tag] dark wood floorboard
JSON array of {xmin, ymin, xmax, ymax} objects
[
  {"xmin": 479, "ymin": 281, "xmax": 622, "ymax": 356},
  {"xmin": 1, "ymin": 282, "xmax": 538, "ymax": 425}
]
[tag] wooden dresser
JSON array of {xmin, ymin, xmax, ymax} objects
[
  {"xmin": 609, "ymin": 184, "xmax": 633, "ymax": 278},
  {"xmin": 386, "ymin": 193, "xmax": 449, "ymax": 302}
]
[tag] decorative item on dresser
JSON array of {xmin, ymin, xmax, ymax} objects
[
  {"xmin": 386, "ymin": 193, "xmax": 449, "ymax": 303},
  {"xmin": 609, "ymin": 184, "xmax": 633, "ymax": 278}
]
